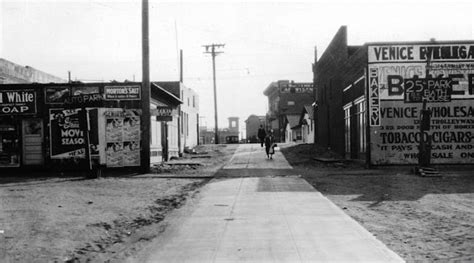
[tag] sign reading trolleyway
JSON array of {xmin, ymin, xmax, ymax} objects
[{"xmin": 367, "ymin": 42, "xmax": 474, "ymax": 165}]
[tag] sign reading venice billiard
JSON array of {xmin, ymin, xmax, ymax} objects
[{"xmin": 0, "ymin": 90, "xmax": 37, "ymax": 114}]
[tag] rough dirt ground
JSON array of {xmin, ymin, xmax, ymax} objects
[
  {"xmin": 281, "ymin": 143, "xmax": 474, "ymax": 262},
  {"xmin": 0, "ymin": 144, "xmax": 237, "ymax": 263}
]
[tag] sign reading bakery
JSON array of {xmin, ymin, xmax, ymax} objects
[
  {"xmin": 104, "ymin": 85, "xmax": 141, "ymax": 100},
  {"xmin": 0, "ymin": 89, "xmax": 37, "ymax": 115}
]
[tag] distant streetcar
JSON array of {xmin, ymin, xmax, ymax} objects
[{"xmin": 225, "ymin": 135, "xmax": 239, "ymax": 144}]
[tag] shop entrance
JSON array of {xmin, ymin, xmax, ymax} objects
[
  {"xmin": 0, "ymin": 120, "xmax": 20, "ymax": 167},
  {"xmin": 22, "ymin": 119, "xmax": 44, "ymax": 165}
]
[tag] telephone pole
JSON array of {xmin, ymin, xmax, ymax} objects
[
  {"xmin": 141, "ymin": 0, "xmax": 151, "ymax": 173},
  {"xmin": 203, "ymin": 43, "xmax": 225, "ymax": 144}
]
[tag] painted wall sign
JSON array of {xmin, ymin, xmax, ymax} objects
[
  {"xmin": 368, "ymin": 44, "xmax": 474, "ymax": 63},
  {"xmin": 367, "ymin": 42, "xmax": 474, "ymax": 165},
  {"xmin": 104, "ymin": 85, "xmax": 141, "ymax": 100},
  {"xmin": 0, "ymin": 90, "xmax": 36, "ymax": 115}
]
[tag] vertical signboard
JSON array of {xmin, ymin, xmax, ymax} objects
[
  {"xmin": 50, "ymin": 109, "xmax": 86, "ymax": 158},
  {"xmin": 104, "ymin": 109, "xmax": 141, "ymax": 167},
  {"xmin": 367, "ymin": 42, "xmax": 474, "ymax": 165}
]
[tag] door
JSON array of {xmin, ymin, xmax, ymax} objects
[{"xmin": 22, "ymin": 119, "xmax": 44, "ymax": 165}]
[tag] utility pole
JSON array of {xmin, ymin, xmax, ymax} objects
[
  {"xmin": 203, "ymin": 44, "xmax": 225, "ymax": 144},
  {"xmin": 141, "ymin": 0, "xmax": 151, "ymax": 173}
]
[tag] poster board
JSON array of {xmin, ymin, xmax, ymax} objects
[
  {"xmin": 367, "ymin": 42, "xmax": 474, "ymax": 165},
  {"xmin": 104, "ymin": 109, "xmax": 141, "ymax": 167}
]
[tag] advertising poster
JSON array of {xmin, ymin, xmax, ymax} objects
[
  {"xmin": 123, "ymin": 110, "xmax": 141, "ymax": 141},
  {"xmin": 49, "ymin": 109, "xmax": 86, "ymax": 159},
  {"xmin": 104, "ymin": 109, "xmax": 141, "ymax": 167},
  {"xmin": 106, "ymin": 117, "xmax": 123, "ymax": 142},
  {"xmin": 104, "ymin": 86, "xmax": 141, "ymax": 100},
  {"xmin": 367, "ymin": 43, "xmax": 474, "ymax": 165},
  {"xmin": 123, "ymin": 141, "xmax": 140, "ymax": 166},
  {"xmin": 45, "ymin": 87, "xmax": 70, "ymax": 104},
  {"xmin": 106, "ymin": 142, "xmax": 123, "ymax": 167},
  {"xmin": 0, "ymin": 89, "xmax": 37, "ymax": 115}
]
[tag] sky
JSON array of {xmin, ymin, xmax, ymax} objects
[{"xmin": 1, "ymin": 0, "xmax": 473, "ymax": 132}]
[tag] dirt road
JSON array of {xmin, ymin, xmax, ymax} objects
[{"xmin": 0, "ymin": 144, "xmax": 237, "ymax": 262}]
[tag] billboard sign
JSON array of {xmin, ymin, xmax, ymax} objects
[
  {"xmin": 367, "ymin": 42, "xmax": 474, "ymax": 165},
  {"xmin": 104, "ymin": 85, "xmax": 141, "ymax": 100},
  {"xmin": 0, "ymin": 89, "xmax": 36, "ymax": 115},
  {"xmin": 49, "ymin": 109, "xmax": 86, "ymax": 159}
]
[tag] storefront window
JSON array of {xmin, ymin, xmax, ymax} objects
[{"xmin": 0, "ymin": 123, "xmax": 20, "ymax": 167}]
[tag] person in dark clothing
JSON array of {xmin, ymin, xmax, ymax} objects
[
  {"xmin": 257, "ymin": 125, "xmax": 266, "ymax": 147},
  {"xmin": 264, "ymin": 130, "xmax": 276, "ymax": 159}
]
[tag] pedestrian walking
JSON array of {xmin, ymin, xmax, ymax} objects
[
  {"xmin": 264, "ymin": 130, "xmax": 276, "ymax": 159},
  {"xmin": 257, "ymin": 125, "xmax": 266, "ymax": 147}
]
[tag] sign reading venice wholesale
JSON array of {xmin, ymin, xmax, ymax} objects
[{"xmin": 367, "ymin": 42, "xmax": 474, "ymax": 165}]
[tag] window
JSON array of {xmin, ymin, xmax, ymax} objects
[
  {"xmin": 193, "ymin": 96, "xmax": 195, "ymax": 107},
  {"xmin": 356, "ymin": 99, "xmax": 366, "ymax": 153},
  {"xmin": 344, "ymin": 104, "xmax": 351, "ymax": 155},
  {"xmin": 187, "ymin": 98, "xmax": 190, "ymax": 106}
]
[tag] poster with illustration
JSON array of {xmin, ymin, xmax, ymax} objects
[
  {"xmin": 106, "ymin": 117, "xmax": 123, "ymax": 142},
  {"xmin": 106, "ymin": 142, "xmax": 123, "ymax": 167},
  {"xmin": 123, "ymin": 141, "xmax": 140, "ymax": 166},
  {"xmin": 123, "ymin": 116, "xmax": 140, "ymax": 141},
  {"xmin": 49, "ymin": 108, "xmax": 86, "ymax": 159}
]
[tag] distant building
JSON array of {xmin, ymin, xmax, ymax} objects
[
  {"xmin": 199, "ymin": 117, "xmax": 240, "ymax": 144},
  {"xmin": 153, "ymin": 81, "xmax": 199, "ymax": 154},
  {"xmin": 263, "ymin": 80, "xmax": 314, "ymax": 142},
  {"xmin": 284, "ymin": 115, "xmax": 301, "ymax": 143},
  {"xmin": 245, "ymin": 114, "xmax": 266, "ymax": 143},
  {"xmin": 0, "ymin": 58, "xmax": 65, "ymax": 84},
  {"xmin": 299, "ymin": 105, "xmax": 315, "ymax": 144},
  {"xmin": 218, "ymin": 117, "xmax": 239, "ymax": 144}
]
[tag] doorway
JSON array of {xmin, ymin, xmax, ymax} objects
[{"xmin": 22, "ymin": 119, "xmax": 44, "ymax": 165}]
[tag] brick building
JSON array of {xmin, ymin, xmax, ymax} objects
[
  {"xmin": 245, "ymin": 114, "xmax": 266, "ymax": 143},
  {"xmin": 314, "ymin": 26, "xmax": 365, "ymax": 157},
  {"xmin": 264, "ymin": 80, "xmax": 314, "ymax": 142},
  {"xmin": 314, "ymin": 26, "xmax": 474, "ymax": 165}
]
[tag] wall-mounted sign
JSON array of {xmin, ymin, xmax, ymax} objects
[
  {"xmin": 45, "ymin": 87, "xmax": 70, "ymax": 104},
  {"xmin": 367, "ymin": 42, "xmax": 474, "ymax": 165},
  {"xmin": 0, "ymin": 89, "xmax": 36, "ymax": 115},
  {"xmin": 152, "ymin": 107, "xmax": 174, "ymax": 121},
  {"xmin": 49, "ymin": 108, "xmax": 86, "ymax": 159},
  {"xmin": 280, "ymin": 83, "xmax": 313, "ymax": 93},
  {"xmin": 104, "ymin": 86, "xmax": 141, "ymax": 100},
  {"xmin": 104, "ymin": 109, "xmax": 141, "ymax": 167}
]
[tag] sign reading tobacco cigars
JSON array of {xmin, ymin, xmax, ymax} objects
[
  {"xmin": 0, "ymin": 90, "xmax": 36, "ymax": 114},
  {"xmin": 367, "ymin": 42, "xmax": 474, "ymax": 165}
]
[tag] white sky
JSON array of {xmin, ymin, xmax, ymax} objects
[{"xmin": 1, "ymin": 0, "xmax": 473, "ymax": 131}]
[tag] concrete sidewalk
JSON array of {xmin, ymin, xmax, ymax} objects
[{"xmin": 135, "ymin": 144, "xmax": 404, "ymax": 262}]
